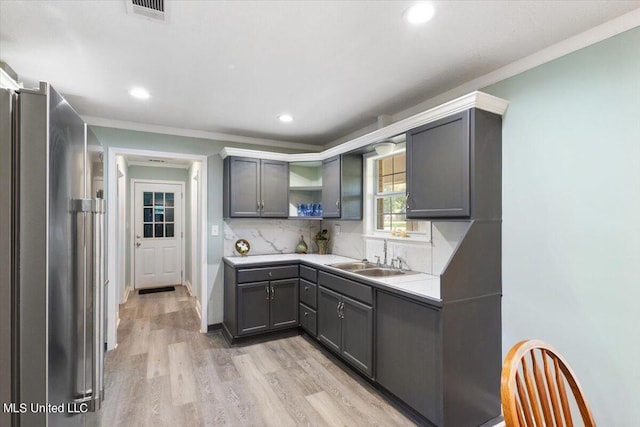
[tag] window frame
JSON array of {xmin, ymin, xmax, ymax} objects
[{"xmin": 363, "ymin": 149, "xmax": 430, "ymax": 240}]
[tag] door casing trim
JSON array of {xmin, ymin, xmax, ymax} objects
[{"xmin": 107, "ymin": 147, "xmax": 209, "ymax": 351}]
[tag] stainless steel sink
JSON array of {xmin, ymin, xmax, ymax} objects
[
  {"xmin": 329, "ymin": 262, "xmax": 378, "ymax": 270},
  {"xmin": 354, "ymin": 268, "xmax": 409, "ymax": 277}
]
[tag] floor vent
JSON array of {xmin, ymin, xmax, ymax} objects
[{"xmin": 127, "ymin": 0, "xmax": 166, "ymax": 21}]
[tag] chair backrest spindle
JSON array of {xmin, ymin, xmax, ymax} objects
[{"xmin": 501, "ymin": 340, "xmax": 596, "ymax": 427}]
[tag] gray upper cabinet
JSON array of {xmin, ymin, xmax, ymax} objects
[
  {"xmin": 224, "ymin": 156, "xmax": 289, "ymax": 218},
  {"xmin": 321, "ymin": 156, "xmax": 341, "ymax": 218},
  {"xmin": 406, "ymin": 108, "xmax": 502, "ymax": 220},
  {"xmin": 406, "ymin": 111, "xmax": 470, "ymax": 218},
  {"xmin": 321, "ymin": 154, "xmax": 363, "ymax": 220},
  {"xmin": 261, "ymin": 160, "xmax": 289, "ymax": 217}
]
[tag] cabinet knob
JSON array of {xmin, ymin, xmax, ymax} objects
[
  {"xmin": 305, "ymin": 286, "xmax": 309, "ymax": 291},
  {"xmin": 304, "ymin": 312, "xmax": 308, "ymax": 317},
  {"xmin": 268, "ymin": 272, "xmax": 272, "ymax": 277}
]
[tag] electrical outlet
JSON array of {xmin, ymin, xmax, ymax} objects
[
  {"xmin": 211, "ymin": 225, "xmax": 219, "ymax": 236},
  {"xmin": 334, "ymin": 224, "xmax": 341, "ymax": 236}
]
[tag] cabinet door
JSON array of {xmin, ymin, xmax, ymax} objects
[
  {"xmin": 321, "ymin": 156, "xmax": 341, "ymax": 218},
  {"xmin": 317, "ymin": 286, "xmax": 342, "ymax": 353},
  {"xmin": 261, "ymin": 160, "xmax": 289, "ymax": 217},
  {"xmin": 269, "ymin": 278, "xmax": 298, "ymax": 329},
  {"xmin": 237, "ymin": 281, "xmax": 269, "ymax": 335},
  {"xmin": 376, "ymin": 291, "xmax": 441, "ymax": 425},
  {"xmin": 406, "ymin": 111, "xmax": 470, "ymax": 218},
  {"xmin": 228, "ymin": 157, "xmax": 261, "ymax": 217},
  {"xmin": 341, "ymin": 295, "xmax": 373, "ymax": 377}
]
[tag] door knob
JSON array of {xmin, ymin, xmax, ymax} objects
[{"xmin": 136, "ymin": 234, "xmax": 141, "ymax": 239}]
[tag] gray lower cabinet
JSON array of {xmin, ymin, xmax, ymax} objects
[
  {"xmin": 237, "ymin": 281, "xmax": 270, "ymax": 334},
  {"xmin": 299, "ymin": 303, "xmax": 317, "ymax": 336},
  {"xmin": 224, "ymin": 263, "xmax": 299, "ymax": 339},
  {"xmin": 376, "ymin": 291, "xmax": 441, "ymax": 425},
  {"xmin": 223, "ymin": 156, "xmax": 289, "ymax": 218},
  {"xmin": 317, "ymin": 286, "xmax": 342, "ymax": 352},
  {"xmin": 318, "ymin": 286, "xmax": 373, "ymax": 377},
  {"xmin": 237, "ymin": 278, "xmax": 298, "ymax": 335},
  {"xmin": 270, "ymin": 278, "xmax": 298, "ymax": 329}
]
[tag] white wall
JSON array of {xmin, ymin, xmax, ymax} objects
[{"xmin": 485, "ymin": 26, "xmax": 640, "ymax": 424}]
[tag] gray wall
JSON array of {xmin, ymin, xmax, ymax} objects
[
  {"xmin": 484, "ymin": 26, "xmax": 640, "ymax": 424},
  {"xmin": 92, "ymin": 126, "xmax": 306, "ymax": 326}
]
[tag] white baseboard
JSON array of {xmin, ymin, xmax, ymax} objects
[
  {"xmin": 195, "ymin": 298, "xmax": 202, "ymax": 321},
  {"xmin": 123, "ymin": 286, "xmax": 132, "ymax": 303},
  {"xmin": 184, "ymin": 280, "xmax": 194, "ymax": 296}
]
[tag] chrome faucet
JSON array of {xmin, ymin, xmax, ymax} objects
[{"xmin": 396, "ymin": 256, "xmax": 407, "ymax": 270}]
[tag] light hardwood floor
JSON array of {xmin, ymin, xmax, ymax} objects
[{"xmin": 101, "ymin": 286, "xmax": 416, "ymax": 427}]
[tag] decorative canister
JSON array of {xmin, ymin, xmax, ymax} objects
[
  {"xmin": 316, "ymin": 239, "xmax": 328, "ymax": 255},
  {"xmin": 295, "ymin": 235, "xmax": 308, "ymax": 254}
]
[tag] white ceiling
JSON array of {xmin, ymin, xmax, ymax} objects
[{"xmin": 1, "ymin": 1, "xmax": 639, "ymax": 147}]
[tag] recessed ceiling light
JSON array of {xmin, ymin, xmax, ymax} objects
[
  {"xmin": 278, "ymin": 114, "xmax": 293, "ymax": 123},
  {"xmin": 404, "ymin": 3, "xmax": 435, "ymax": 24},
  {"xmin": 129, "ymin": 87, "xmax": 150, "ymax": 100}
]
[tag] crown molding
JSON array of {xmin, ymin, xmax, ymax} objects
[
  {"xmin": 324, "ymin": 8, "xmax": 640, "ymax": 147},
  {"xmin": 82, "ymin": 115, "xmax": 323, "ymax": 152},
  {"xmin": 220, "ymin": 90, "xmax": 508, "ymax": 162},
  {"xmin": 389, "ymin": 7, "xmax": 640, "ymax": 124}
]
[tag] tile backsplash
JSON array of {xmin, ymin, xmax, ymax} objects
[
  {"xmin": 321, "ymin": 220, "xmax": 366, "ymax": 261},
  {"xmin": 224, "ymin": 219, "xmax": 320, "ymax": 257},
  {"xmin": 224, "ymin": 219, "xmax": 471, "ymax": 276},
  {"xmin": 364, "ymin": 238, "xmax": 433, "ymax": 273}
]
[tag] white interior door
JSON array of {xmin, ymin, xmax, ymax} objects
[{"xmin": 134, "ymin": 182, "xmax": 183, "ymax": 288}]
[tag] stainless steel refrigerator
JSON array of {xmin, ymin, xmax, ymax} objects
[{"xmin": 0, "ymin": 82, "xmax": 105, "ymax": 427}]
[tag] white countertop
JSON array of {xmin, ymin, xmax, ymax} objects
[{"xmin": 223, "ymin": 253, "xmax": 441, "ymax": 302}]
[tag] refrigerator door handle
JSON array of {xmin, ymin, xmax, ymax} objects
[
  {"xmin": 70, "ymin": 198, "xmax": 105, "ymax": 412},
  {"xmin": 92, "ymin": 198, "xmax": 105, "ymax": 412}
]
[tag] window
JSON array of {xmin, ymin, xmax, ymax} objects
[
  {"xmin": 143, "ymin": 191, "xmax": 175, "ymax": 238},
  {"xmin": 374, "ymin": 152, "xmax": 420, "ymax": 232}
]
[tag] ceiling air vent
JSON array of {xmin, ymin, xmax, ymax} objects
[{"xmin": 126, "ymin": 0, "xmax": 166, "ymax": 21}]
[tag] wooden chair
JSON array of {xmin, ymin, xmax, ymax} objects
[{"xmin": 501, "ymin": 339, "xmax": 596, "ymax": 427}]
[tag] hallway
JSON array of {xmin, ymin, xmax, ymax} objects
[{"xmin": 101, "ymin": 286, "xmax": 414, "ymax": 426}]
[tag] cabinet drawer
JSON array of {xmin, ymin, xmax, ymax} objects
[
  {"xmin": 237, "ymin": 265, "xmax": 299, "ymax": 283},
  {"xmin": 300, "ymin": 265, "xmax": 317, "ymax": 283},
  {"xmin": 299, "ymin": 279, "xmax": 317, "ymax": 309},
  {"xmin": 299, "ymin": 303, "xmax": 317, "ymax": 337},
  {"xmin": 318, "ymin": 271, "xmax": 373, "ymax": 305}
]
